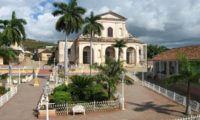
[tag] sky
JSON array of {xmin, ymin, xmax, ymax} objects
[{"xmin": 0, "ymin": 0, "xmax": 200, "ymax": 48}]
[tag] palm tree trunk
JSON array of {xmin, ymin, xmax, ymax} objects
[
  {"xmin": 90, "ymin": 33, "xmax": 93, "ymax": 76},
  {"xmin": 108, "ymin": 85, "xmax": 111, "ymax": 99},
  {"xmin": 118, "ymin": 48, "xmax": 120, "ymax": 62},
  {"xmin": 64, "ymin": 35, "xmax": 68, "ymax": 82},
  {"xmin": 185, "ymin": 81, "xmax": 191, "ymax": 115}
]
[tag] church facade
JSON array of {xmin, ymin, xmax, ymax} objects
[{"xmin": 57, "ymin": 11, "xmax": 147, "ymax": 72}]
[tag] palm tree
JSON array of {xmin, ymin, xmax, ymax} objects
[
  {"xmin": 112, "ymin": 39, "xmax": 126, "ymax": 62},
  {"xmin": 167, "ymin": 54, "xmax": 200, "ymax": 115},
  {"xmin": 2, "ymin": 11, "xmax": 27, "ymax": 46},
  {"xmin": 52, "ymin": 0, "xmax": 86, "ymax": 80},
  {"xmin": 0, "ymin": 19, "xmax": 9, "ymax": 46},
  {"xmin": 0, "ymin": 48, "xmax": 18, "ymax": 64},
  {"xmin": 83, "ymin": 11, "xmax": 104, "ymax": 76},
  {"xmin": 96, "ymin": 58, "xmax": 125, "ymax": 99}
]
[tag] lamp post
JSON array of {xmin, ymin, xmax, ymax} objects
[
  {"xmin": 18, "ymin": 67, "xmax": 21, "ymax": 84},
  {"xmin": 43, "ymin": 81, "xmax": 50, "ymax": 120},
  {"xmin": 8, "ymin": 64, "xmax": 12, "ymax": 88},
  {"xmin": 121, "ymin": 71, "xmax": 125, "ymax": 110},
  {"xmin": 39, "ymin": 57, "xmax": 41, "ymax": 69}
]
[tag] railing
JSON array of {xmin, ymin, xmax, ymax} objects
[
  {"xmin": 0, "ymin": 86, "xmax": 18, "ymax": 107},
  {"xmin": 170, "ymin": 114, "xmax": 200, "ymax": 120},
  {"xmin": 39, "ymin": 100, "xmax": 120, "ymax": 115},
  {"xmin": 142, "ymin": 80, "xmax": 200, "ymax": 112}
]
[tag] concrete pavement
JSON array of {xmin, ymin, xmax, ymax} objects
[
  {"xmin": 45, "ymin": 84, "xmax": 187, "ymax": 120},
  {"xmin": 0, "ymin": 77, "xmax": 46, "ymax": 120}
]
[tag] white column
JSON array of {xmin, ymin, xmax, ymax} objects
[
  {"xmin": 136, "ymin": 46, "xmax": 140, "ymax": 65},
  {"xmin": 176, "ymin": 61, "xmax": 179, "ymax": 75},
  {"xmin": 122, "ymin": 48, "xmax": 127, "ymax": 63},
  {"xmin": 79, "ymin": 45, "xmax": 83, "ymax": 64},
  {"xmin": 101, "ymin": 46, "xmax": 106, "ymax": 63},
  {"xmin": 153, "ymin": 62, "xmax": 156, "ymax": 77},
  {"xmin": 159, "ymin": 61, "xmax": 162, "ymax": 79},
  {"xmin": 166, "ymin": 61, "xmax": 170, "ymax": 77}
]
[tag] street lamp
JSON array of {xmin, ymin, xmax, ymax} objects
[
  {"xmin": 18, "ymin": 67, "xmax": 21, "ymax": 84},
  {"xmin": 39, "ymin": 57, "xmax": 41, "ymax": 69},
  {"xmin": 120, "ymin": 71, "xmax": 125, "ymax": 110},
  {"xmin": 8, "ymin": 64, "xmax": 12, "ymax": 88},
  {"xmin": 43, "ymin": 81, "xmax": 50, "ymax": 120}
]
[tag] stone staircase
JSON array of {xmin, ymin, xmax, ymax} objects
[{"xmin": 125, "ymin": 71, "xmax": 141, "ymax": 83}]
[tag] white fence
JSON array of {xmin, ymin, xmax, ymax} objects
[
  {"xmin": 170, "ymin": 114, "xmax": 200, "ymax": 120},
  {"xmin": 142, "ymin": 80, "xmax": 200, "ymax": 112},
  {"xmin": 0, "ymin": 86, "xmax": 18, "ymax": 107},
  {"xmin": 38, "ymin": 100, "xmax": 120, "ymax": 115}
]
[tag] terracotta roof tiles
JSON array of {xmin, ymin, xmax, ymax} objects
[{"xmin": 152, "ymin": 45, "xmax": 200, "ymax": 61}]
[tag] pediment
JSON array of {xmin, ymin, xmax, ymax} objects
[{"xmin": 98, "ymin": 11, "xmax": 127, "ymax": 21}]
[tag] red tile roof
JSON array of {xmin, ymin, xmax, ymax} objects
[{"xmin": 152, "ymin": 45, "xmax": 200, "ymax": 61}]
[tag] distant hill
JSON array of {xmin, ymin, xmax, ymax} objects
[{"xmin": 22, "ymin": 39, "xmax": 56, "ymax": 52}]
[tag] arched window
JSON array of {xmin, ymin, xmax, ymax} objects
[{"xmin": 107, "ymin": 27, "xmax": 113, "ymax": 37}]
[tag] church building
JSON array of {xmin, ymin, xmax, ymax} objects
[{"xmin": 57, "ymin": 11, "xmax": 147, "ymax": 72}]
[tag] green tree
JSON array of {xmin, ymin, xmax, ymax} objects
[
  {"xmin": 83, "ymin": 11, "xmax": 104, "ymax": 75},
  {"xmin": 112, "ymin": 39, "xmax": 126, "ymax": 62},
  {"xmin": 167, "ymin": 54, "xmax": 200, "ymax": 115},
  {"xmin": 52, "ymin": 0, "xmax": 86, "ymax": 80},
  {"xmin": 1, "ymin": 11, "xmax": 27, "ymax": 46},
  {"xmin": 68, "ymin": 75, "xmax": 93, "ymax": 101},
  {"xmin": 96, "ymin": 58, "xmax": 125, "ymax": 99},
  {"xmin": 147, "ymin": 44, "xmax": 168, "ymax": 59}
]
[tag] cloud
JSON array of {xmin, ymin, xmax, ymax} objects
[{"xmin": 0, "ymin": 0, "xmax": 200, "ymax": 48}]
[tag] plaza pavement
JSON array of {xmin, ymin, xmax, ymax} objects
[
  {"xmin": 0, "ymin": 77, "xmax": 46, "ymax": 120},
  {"xmin": 44, "ymin": 84, "xmax": 187, "ymax": 120}
]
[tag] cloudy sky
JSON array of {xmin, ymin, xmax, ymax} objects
[{"xmin": 0, "ymin": 0, "xmax": 200, "ymax": 48}]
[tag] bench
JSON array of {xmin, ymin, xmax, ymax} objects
[{"xmin": 72, "ymin": 105, "xmax": 85, "ymax": 116}]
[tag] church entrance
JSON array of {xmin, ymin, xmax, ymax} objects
[
  {"xmin": 105, "ymin": 47, "xmax": 115, "ymax": 62},
  {"xmin": 126, "ymin": 47, "xmax": 136, "ymax": 64}
]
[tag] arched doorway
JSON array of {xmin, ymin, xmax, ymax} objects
[
  {"xmin": 126, "ymin": 47, "xmax": 136, "ymax": 64},
  {"xmin": 105, "ymin": 47, "xmax": 115, "ymax": 61},
  {"xmin": 107, "ymin": 27, "xmax": 113, "ymax": 37},
  {"xmin": 83, "ymin": 46, "xmax": 94, "ymax": 64}
]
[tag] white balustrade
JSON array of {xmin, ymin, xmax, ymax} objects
[
  {"xmin": 0, "ymin": 86, "xmax": 17, "ymax": 108},
  {"xmin": 141, "ymin": 80, "xmax": 200, "ymax": 112}
]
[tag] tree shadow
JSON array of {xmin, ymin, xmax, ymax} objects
[{"xmin": 127, "ymin": 101, "xmax": 184, "ymax": 116}]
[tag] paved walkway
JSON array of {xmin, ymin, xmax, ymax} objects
[
  {"xmin": 0, "ymin": 77, "xmax": 46, "ymax": 120},
  {"xmin": 46, "ymin": 84, "xmax": 187, "ymax": 120}
]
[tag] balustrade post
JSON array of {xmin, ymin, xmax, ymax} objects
[
  {"xmin": 183, "ymin": 97, "xmax": 186, "ymax": 106},
  {"xmin": 196, "ymin": 102, "xmax": 199, "ymax": 112},
  {"xmin": 93, "ymin": 101, "xmax": 96, "ymax": 111},
  {"xmin": 173, "ymin": 92, "xmax": 176, "ymax": 101},
  {"xmin": 158, "ymin": 86, "xmax": 161, "ymax": 93}
]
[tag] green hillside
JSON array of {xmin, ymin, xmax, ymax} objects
[{"xmin": 22, "ymin": 39, "xmax": 56, "ymax": 52}]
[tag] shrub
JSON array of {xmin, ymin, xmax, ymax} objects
[
  {"xmin": 0, "ymin": 86, "xmax": 7, "ymax": 95},
  {"xmin": 0, "ymin": 73, "xmax": 8, "ymax": 80},
  {"xmin": 52, "ymin": 91, "xmax": 72, "ymax": 104},
  {"xmin": 86, "ymin": 84, "xmax": 108, "ymax": 101},
  {"xmin": 53, "ymin": 84, "xmax": 68, "ymax": 93}
]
